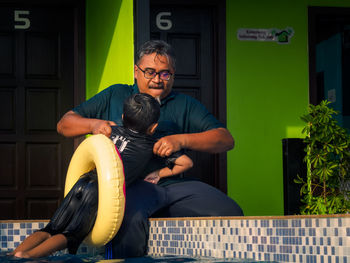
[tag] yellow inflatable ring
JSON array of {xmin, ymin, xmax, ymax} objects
[{"xmin": 64, "ymin": 134, "xmax": 125, "ymax": 246}]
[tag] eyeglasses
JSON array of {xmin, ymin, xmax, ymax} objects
[{"xmin": 136, "ymin": 65, "xmax": 173, "ymax": 81}]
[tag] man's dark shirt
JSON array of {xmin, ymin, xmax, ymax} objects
[{"xmin": 73, "ymin": 84, "xmax": 225, "ymax": 185}]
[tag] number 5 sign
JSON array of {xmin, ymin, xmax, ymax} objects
[
  {"xmin": 156, "ymin": 12, "xmax": 172, "ymax": 31},
  {"xmin": 14, "ymin": 10, "xmax": 30, "ymax": 29}
]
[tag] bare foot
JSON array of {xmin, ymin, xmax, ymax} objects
[{"xmin": 14, "ymin": 251, "xmax": 30, "ymax": 258}]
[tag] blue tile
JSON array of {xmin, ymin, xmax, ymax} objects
[
  {"xmin": 323, "ymin": 228, "xmax": 327, "ymax": 236},
  {"xmin": 338, "ymin": 218, "xmax": 342, "ymax": 227},
  {"xmin": 247, "ymin": 244, "xmax": 252, "ymax": 251},
  {"xmin": 309, "ymin": 246, "xmax": 313, "ymax": 254},
  {"xmin": 316, "ymin": 246, "xmax": 320, "ymax": 254},
  {"xmin": 309, "ymin": 228, "xmax": 316, "ymax": 236}
]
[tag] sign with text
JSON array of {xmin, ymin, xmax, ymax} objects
[{"xmin": 237, "ymin": 28, "xmax": 294, "ymax": 44}]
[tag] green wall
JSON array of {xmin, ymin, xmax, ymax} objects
[
  {"xmin": 86, "ymin": 0, "xmax": 134, "ymax": 99},
  {"xmin": 226, "ymin": 0, "xmax": 350, "ymax": 216}
]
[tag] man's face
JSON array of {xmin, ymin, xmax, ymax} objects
[{"xmin": 134, "ymin": 53, "xmax": 175, "ymax": 99}]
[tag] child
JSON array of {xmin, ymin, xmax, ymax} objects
[{"xmin": 11, "ymin": 93, "xmax": 193, "ymax": 258}]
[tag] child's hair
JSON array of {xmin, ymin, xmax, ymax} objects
[{"xmin": 123, "ymin": 93, "xmax": 160, "ymax": 134}]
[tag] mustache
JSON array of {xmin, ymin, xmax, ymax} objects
[{"xmin": 149, "ymin": 85, "xmax": 164, "ymax": 90}]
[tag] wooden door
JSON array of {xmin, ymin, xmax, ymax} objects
[
  {"xmin": 0, "ymin": 4, "xmax": 78, "ymax": 219},
  {"xmin": 149, "ymin": 1, "xmax": 227, "ymax": 191}
]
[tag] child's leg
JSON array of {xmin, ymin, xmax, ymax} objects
[
  {"xmin": 11, "ymin": 231, "xmax": 51, "ymax": 255},
  {"xmin": 14, "ymin": 234, "xmax": 67, "ymax": 258}
]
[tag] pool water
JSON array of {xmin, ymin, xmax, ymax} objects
[{"xmin": 0, "ymin": 252, "xmax": 275, "ymax": 263}]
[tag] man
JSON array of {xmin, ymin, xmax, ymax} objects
[{"xmin": 57, "ymin": 40, "xmax": 243, "ymax": 258}]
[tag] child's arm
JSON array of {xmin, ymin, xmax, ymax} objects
[
  {"xmin": 159, "ymin": 154, "xmax": 193, "ymax": 178},
  {"xmin": 144, "ymin": 154, "xmax": 193, "ymax": 184}
]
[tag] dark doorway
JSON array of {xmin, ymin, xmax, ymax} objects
[
  {"xmin": 0, "ymin": 1, "xmax": 85, "ymax": 219},
  {"xmin": 309, "ymin": 7, "xmax": 350, "ymax": 131},
  {"xmin": 135, "ymin": 0, "xmax": 227, "ymax": 192}
]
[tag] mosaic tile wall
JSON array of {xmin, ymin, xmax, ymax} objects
[
  {"xmin": 0, "ymin": 221, "xmax": 102, "ymax": 256},
  {"xmin": 148, "ymin": 215, "xmax": 350, "ymax": 263},
  {"xmin": 1, "ymin": 216, "xmax": 349, "ymax": 262}
]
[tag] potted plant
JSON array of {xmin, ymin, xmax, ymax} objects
[{"xmin": 295, "ymin": 100, "xmax": 350, "ymax": 214}]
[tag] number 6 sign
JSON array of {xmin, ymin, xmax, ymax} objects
[{"xmin": 156, "ymin": 12, "xmax": 172, "ymax": 31}]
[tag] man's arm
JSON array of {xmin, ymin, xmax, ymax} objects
[
  {"xmin": 153, "ymin": 127, "xmax": 234, "ymax": 157},
  {"xmin": 57, "ymin": 110, "xmax": 116, "ymax": 137},
  {"xmin": 144, "ymin": 154, "xmax": 193, "ymax": 184}
]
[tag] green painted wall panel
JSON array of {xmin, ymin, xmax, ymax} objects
[
  {"xmin": 86, "ymin": 0, "xmax": 134, "ymax": 99},
  {"xmin": 226, "ymin": 0, "xmax": 350, "ymax": 215}
]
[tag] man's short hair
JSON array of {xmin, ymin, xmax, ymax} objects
[
  {"xmin": 123, "ymin": 93, "xmax": 160, "ymax": 134},
  {"xmin": 136, "ymin": 40, "xmax": 176, "ymax": 70}
]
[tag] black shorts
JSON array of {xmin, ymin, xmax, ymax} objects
[{"xmin": 41, "ymin": 171, "xmax": 98, "ymax": 254}]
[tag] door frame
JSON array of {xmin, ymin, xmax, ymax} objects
[
  {"xmin": 0, "ymin": 0, "xmax": 85, "ymax": 112},
  {"xmin": 308, "ymin": 6, "xmax": 350, "ymax": 105},
  {"xmin": 134, "ymin": 0, "xmax": 228, "ymax": 193}
]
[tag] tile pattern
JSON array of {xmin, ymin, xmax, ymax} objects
[
  {"xmin": 148, "ymin": 216, "xmax": 350, "ymax": 263},
  {"xmin": 0, "ymin": 221, "xmax": 102, "ymax": 256},
  {"xmin": 1, "ymin": 216, "xmax": 349, "ymax": 262}
]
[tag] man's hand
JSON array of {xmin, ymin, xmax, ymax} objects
[
  {"xmin": 153, "ymin": 134, "xmax": 184, "ymax": 157},
  {"xmin": 144, "ymin": 170, "xmax": 160, "ymax": 184},
  {"xmin": 57, "ymin": 110, "xmax": 117, "ymax": 138},
  {"xmin": 90, "ymin": 120, "xmax": 116, "ymax": 137}
]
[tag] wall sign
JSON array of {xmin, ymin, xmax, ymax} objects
[{"xmin": 237, "ymin": 27, "xmax": 294, "ymax": 44}]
